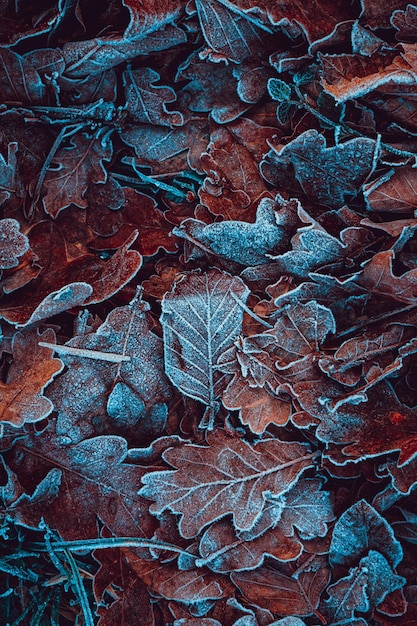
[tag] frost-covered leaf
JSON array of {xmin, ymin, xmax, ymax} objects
[
  {"xmin": 161, "ymin": 269, "xmax": 250, "ymax": 428},
  {"xmin": 195, "ymin": 0, "xmax": 270, "ymax": 63},
  {"xmin": 278, "ymin": 479, "xmax": 335, "ymax": 540},
  {"xmin": 231, "ymin": 558, "xmax": 330, "ymax": 617},
  {"xmin": 364, "ymin": 167, "xmax": 417, "ymax": 213},
  {"xmin": 0, "ymin": 328, "xmax": 63, "ymax": 429},
  {"xmin": 262, "ymin": 130, "xmax": 377, "ymax": 207},
  {"xmin": 197, "ymin": 518, "xmax": 302, "ymax": 573},
  {"xmin": 392, "ymin": 4, "xmax": 417, "ymax": 42},
  {"xmin": 357, "ymin": 250, "xmax": 417, "ymax": 303},
  {"xmin": 329, "ymin": 500, "xmax": 403, "ymax": 569},
  {"xmin": 0, "ymin": 218, "xmax": 29, "ymax": 269},
  {"xmin": 257, "ymin": 300, "xmax": 336, "ymax": 366},
  {"xmin": 0, "ymin": 222, "xmax": 141, "ymax": 327},
  {"xmin": 123, "ymin": 67, "xmax": 183, "ymax": 127},
  {"xmin": 8, "ymin": 426, "xmax": 157, "ymax": 545},
  {"xmin": 140, "ymin": 429, "xmax": 315, "ymax": 538},
  {"xmin": 174, "ymin": 197, "xmax": 289, "ymax": 266},
  {"xmin": 222, "ymin": 375, "xmax": 292, "ymax": 434},
  {"xmin": 0, "ymin": 47, "xmax": 45, "ymax": 104},
  {"xmin": 41, "ymin": 130, "xmax": 112, "ymax": 217},
  {"xmin": 49, "ymin": 291, "xmax": 172, "ymax": 443}
]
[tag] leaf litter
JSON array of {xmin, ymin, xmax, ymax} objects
[{"xmin": 1, "ymin": 1, "xmax": 417, "ymax": 624}]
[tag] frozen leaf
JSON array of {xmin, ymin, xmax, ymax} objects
[
  {"xmin": 0, "ymin": 47, "xmax": 45, "ymax": 104},
  {"xmin": 8, "ymin": 426, "xmax": 157, "ymax": 544},
  {"xmin": 325, "ymin": 564, "xmax": 369, "ymax": 620},
  {"xmin": 392, "ymin": 4, "xmax": 417, "ymax": 42},
  {"xmin": 49, "ymin": 291, "xmax": 173, "ymax": 443},
  {"xmin": 263, "ymin": 130, "xmax": 377, "ymax": 207},
  {"xmin": 174, "ymin": 197, "xmax": 289, "ymax": 266},
  {"xmin": 0, "ymin": 328, "xmax": 63, "ymax": 429},
  {"xmin": 228, "ymin": 0, "xmax": 353, "ymax": 45},
  {"xmin": 357, "ymin": 250, "xmax": 417, "ymax": 303},
  {"xmin": 120, "ymin": 119, "xmax": 209, "ymax": 173},
  {"xmin": 42, "ymin": 129, "xmax": 112, "ymax": 218},
  {"xmin": 258, "ymin": 300, "xmax": 336, "ymax": 367},
  {"xmin": 329, "ymin": 500, "xmax": 403, "ymax": 569},
  {"xmin": 198, "ymin": 122, "xmax": 272, "ymax": 220},
  {"xmin": 161, "ymin": 269, "xmax": 250, "ymax": 428},
  {"xmin": 140, "ymin": 429, "xmax": 315, "ymax": 538},
  {"xmin": 195, "ymin": 0, "xmax": 271, "ymax": 63},
  {"xmin": 231, "ymin": 559, "xmax": 330, "ymax": 617},
  {"xmin": 176, "ymin": 51, "xmax": 250, "ymax": 124},
  {"xmin": 0, "ymin": 218, "xmax": 29, "ymax": 269},
  {"xmin": 197, "ymin": 518, "xmax": 302, "ymax": 573},
  {"xmin": 123, "ymin": 66, "xmax": 183, "ymax": 127},
  {"xmin": 326, "ymin": 551, "xmax": 405, "ymax": 621},
  {"xmin": 278, "ymin": 479, "xmax": 335, "ymax": 540},
  {"xmin": 319, "ymin": 49, "xmax": 416, "ymax": 103},
  {"xmin": 222, "ymin": 375, "xmax": 292, "ymax": 434},
  {"xmin": 0, "ymin": 222, "xmax": 141, "ymax": 327},
  {"xmin": 364, "ymin": 167, "xmax": 417, "ymax": 213},
  {"xmin": 125, "ymin": 550, "xmax": 234, "ymax": 605},
  {"xmin": 89, "ymin": 187, "xmax": 178, "ymax": 256}
]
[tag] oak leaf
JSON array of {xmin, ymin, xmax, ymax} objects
[
  {"xmin": 139, "ymin": 429, "xmax": 315, "ymax": 538},
  {"xmin": 0, "ymin": 218, "xmax": 29, "ymax": 269},
  {"xmin": 0, "ymin": 328, "xmax": 63, "ymax": 430}
]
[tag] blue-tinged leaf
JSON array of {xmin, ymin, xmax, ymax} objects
[{"xmin": 161, "ymin": 269, "xmax": 250, "ymax": 428}]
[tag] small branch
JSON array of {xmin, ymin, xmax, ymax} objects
[
  {"xmin": 38, "ymin": 342, "xmax": 130, "ymax": 363},
  {"xmin": 230, "ymin": 292, "xmax": 273, "ymax": 329}
]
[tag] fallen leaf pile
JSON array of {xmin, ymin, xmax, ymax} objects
[{"xmin": 1, "ymin": 1, "xmax": 417, "ymax": 624}]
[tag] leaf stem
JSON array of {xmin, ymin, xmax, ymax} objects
[{"xmin": 38, "ymin": 341, "xmax": 130, "ymax": 363}]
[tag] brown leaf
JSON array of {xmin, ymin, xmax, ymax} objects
[
  {"xmin": 140, "ymin": 429, "xmax": 315, "ymax": 538},
  {"xmin": 364, "ymin": 166, "xmax": 417, "ymax": 213},
  {"xmin": 231, "ymin": 558, "xmax": 330, "ymax": 617},
  {"xmin": 198, "ymin": 122, "xmax": 272, "ymax": 220},
  {"xmin": 0, "ymin": 221, "xmax": 142, "ymax": 326},
  {"xmin": 41, "ymin": 130, "xmax": 112, "ymax": 218},
  {"xmin": 0, "ymin": 327, "xmax": 62, "ymax": 429},
  {"xmin": 357, "ymin": 250, "xmax": 417, "ymax": 303}
]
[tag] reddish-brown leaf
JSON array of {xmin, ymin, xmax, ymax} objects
[
  {"xmin": 364, "ymin": 166, "xmax": 417, "ymax": 213},
  {"xmin": 140, "ymin": 429, "xmax": 315, "ymax": 538},
  {"xmin": 0, "ymin": 328, "xmax": 63, "ymax": 429}
]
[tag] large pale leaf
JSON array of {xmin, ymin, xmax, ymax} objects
[
  {"xmin": 139, "ymin": 429, "xmax": 315, "ymax": 538},
  {"xmin": 161, "ymin": 269, "xmax": 250, "ymax": 428}
]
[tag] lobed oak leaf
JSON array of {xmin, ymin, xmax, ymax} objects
[
  {"xmin": 222, "ymin": 375, "xmax": 292, "ymax": 434},
  {"xmin": 139, "ymin": 429, "xmax": 315, "ymax": 538},
  {"xmin": 176, "ymin": 51, "xmax": 250, "ymax": 124},
  {"xmin": 262, "ymin": 130, "xmax": 377, "ymax": 207},
  {"xmin": 231, "ymin": 558, "xmax": 330, "ymax": 617},
  {"xmin": 360, "ymin": 0, "xmax": 410, "ymax": 29},
  {"xmin": 8, "ymin": 426, "xmax": 157, "ymax": 545},
  {"xmin": 0, "ymin": 328, "xmax": 63, "ymax": 430},
  {"xmin": 89, "ymin": 187, "xmax": 178, "ymax": 256},
  {"xmin": 0, "ymin": 218, "xmax": 29, "ymax": 269},
  {"xmin": 392, "ymin": 4, "xmax": 417, "ymax": 42},
  {"xmin": 161, "ymin": 269, "xmax": 250, "ymax": 429},
  {"xmin": 198, "ymin": 122, "xmax": 272, "ymax": 220},
  {"xmin": 125, "ymin": 549, "xmax": 234, "ymax": 606},
  {"xmin": 48, "ymin": 290, "xmax": 172, "ymax": 443},
  {"xmin": 228, "ymin": 0, "xmax": 353, "ymax": 45},
  {"xmin": 277, "ymin": 479, "xmax": 335, "ymax": 540},
  {"xmin": 41, "ymin": 129, "xmax": 112, "ymax": 218},
  {"xmin": 123, "ymin": 66, "xmax": 183, "ymax": 127}
]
